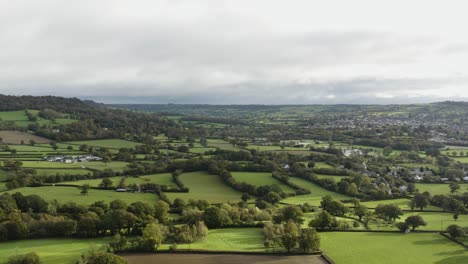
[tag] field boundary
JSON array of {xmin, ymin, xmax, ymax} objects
[
  {"xmin": 118, "ymin": 249, "xmax": 323, "ymax": 256},
  {"xmin": 439, "ymin": 232, "xmax": 468, "ymax": 249}
]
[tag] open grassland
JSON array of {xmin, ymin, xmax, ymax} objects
[
  {"xmin": 35, "ymin": 168, "xmax": 92, "ymax": 176},
  {"xmin": 314, "ymin": 162, "xmax": 334, "ymax": 169},
  {"xmin": 2, "ymin": 186, "xmax": 158, "ymax": 205},
  {"xmin": 0, "ymin": 131, "xmax": 51, "ymax": 144},
  {"xmin": 189, "ymin": 147, "xmax": 217, "ymax": 154},
  {"xmin": 359, "ymin": 198, "xmax": 443, "ymax": 211},
  {"xmin": 399, "ymin": 163, "xmax": 439, "ymax": 172},
  {"xmin": 0, "ymin": 110, "xmax": 29, "ymax": 121},
  {"xmin": 160, "ymin": 228, "xmax": 264, "ymax": 252},
  {"xmin": 0, "ymin": 169, "xmax": 7, "ymax": 181},
  {"xmin": 403, "ymin": 211, "xmax": 468, "ymax": 231},
  {"xmin": 0, "ymin": 182, "xmax": 6, "ymax": 192},
  {"xmin": 65, "ymin": 139, "xmax": 143, "ymax": 149},
  {"xmin": 166, "ymin": 171, "xmax": 243, "ymax": 203},
  {"xmin": 62, "ymin": 173, "xmax": 176, "ymax": 188},
  {"xmin": 416, "ymin": 183, "xmax": 468, "ymax": 195},
  {"xmin": 20, "ymin": 161, "xmax": 129, "ymax": 172},
  {"xmin": 282, "ymin": 177, "xmax": 350, "ymax": 206},
  {"xmin": 0, "ymin": 237, "xmax": 109, "ymax": 264},
  {"xmin": 320, "ymin": 232, "xmax": 468, "ymax": 264},
  {"xmin": 122, "ymin": 254, "xmax": 325, "ymax": 264},
  {"xmin": 315, "ymin": 174, "xmax": 349, "ymax": 182},
  {"xmin": 453, "ymin": 156, "xmax": 468, "ymax": 163},
  {"xmin": 231, "ymin": 172, "xmax": 296, "ymax": 193},
  {"xmin": 207, "ymin": 142, "xmax": 243, "ymax": 151}
]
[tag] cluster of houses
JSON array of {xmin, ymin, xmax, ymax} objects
[
  {"xmin": 343, "ymin": 148, "xmax": 363, "ymax": 157},
  {"xmin": 43, "ymin": 155, "xmax": 102, "ymax": 163}
]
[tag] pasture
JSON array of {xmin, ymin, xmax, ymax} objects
[
  {"xmin": 160, "ymin": 228, "xmax": 264, "ymax": 252},
  {"xmin": 122, "ymin": 254, "xmax": 325, "ymax": 264},
  {"xmin": 231, "ymin": 172, "xmax": 296, "ymax": 193},
  {"xmin": 165, "ymin": 171, "xmax": 243, "ymax": 203},
  {"xmin": 62, "ymin": 173, "xmax": 176, "ymax": 188},
  {"xmin": 65, "ymin": 139, "xmax": 143, "ymax": 149},
  {"xmin": 2, "ymin": 186, "xmax": 158, "ymax": 205},
  {"xmin": 320, "ymin": 232, "xmax": 468, "ymax": 264},
  {"xmin": 416, "ymin": 183, "xmax": 468, "ymax": 195},
  {"xmin": 359, "ymin": 198, "xmax": 443, "ymax": 211},
  {"xmin": 403, "ymin": 211, "xmax": 468, "ymax": 231},
  {"xmin": 282, "ymin": 177, "xmax": 350, "ymax": 205},
  {"xmin": 0, "ymin": 237, "xmax": 109, "ymax": 264},
  {"xmin": 0, "ymin": 130, "xmax": 51, "ymax": 144}
]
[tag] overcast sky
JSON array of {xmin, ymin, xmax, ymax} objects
[{"xmin": 1, "ymin": 0, "xmax": 468, "ymax": 104}]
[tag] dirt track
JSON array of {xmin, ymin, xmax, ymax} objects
[{"xmin": 121, "ymin": 253, "xmax": 327, "ymax": 264}]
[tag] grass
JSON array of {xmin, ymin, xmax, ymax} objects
[
  {"xmin": 416, "ymin": 183, "xmax": 468, "ymax": 196},
  {"xmin": 314, "ymin": 162, "xmax": 334, "ymax": 169},
  {"xmin": 2, "ymin": 186, "xmax": 158, "ymax": 205},
  {"xmin": 403, "ymin": 211, "xmax": 468, "ymax": 231},
  {"xmin": 282, "ymin": 177, "xmax": 350, "ymax": 206},
  {"xmin": 452, "ymin": 156, "xmax": 468, "ymax": 163},
  {"xmin": 35, "ymin": 169, "xmax": 92, "ymax": 176},
  {"xmin": 0, "ymin": 237, "xmax": 110, "ymax": 264},
  {"xmin": 65, "ymin": 139, "xmax": 142, "ymax": 149},
  {"xmin": 166, "ymin": 171, "xmax": 243, "ymax": 203},
  {"xmin": 0, "ymin": 131, "xmax": 51, "ymax": 144},
  {"xmin": 62, "ymin": 173, "xmax": 176, "ymax": 188},
  {"xmin": 320, "ymin": 232, "xmax": 468, "ymax": 264},
  {"xmin": 189, "ymin": 147, "xmax": 217, "ymax": 154},
  {"xmin": 0, "ymin": 110, "xmax": 28, "ymax": 121},
  {"xmin": 359, "ymin": 198, "xmax": 443, "ymax": 211},
  {"xmin": 231, "ymin": 172, "xmax": 296, "ymax": 193},
  {"xmin": 315, "ymin": 174, "xmax": 348, "ymax": 182},
  {"xmin": 20, "ymin": 161, "xmax": 129, "ymax": 172},
  {"xmin": 160, "ymin": 228, "xmax": 265, "ymax": 252}
]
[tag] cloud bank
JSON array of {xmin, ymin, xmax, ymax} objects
[{"xmin": 1, "ymin": 0, "xmax": 468, "ymax": 104}]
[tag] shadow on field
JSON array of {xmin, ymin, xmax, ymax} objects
[{"xmin": 434, "ymin": 255, "xmax": 468, "ymax": 264}]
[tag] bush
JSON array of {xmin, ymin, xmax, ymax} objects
[
  {"xmin": 85, "ymin": 252, "xmax": 128, "ymax": 264},
  {"xmin": 6, "ymin": 252, "xmax": 40, "ymax": 264}
]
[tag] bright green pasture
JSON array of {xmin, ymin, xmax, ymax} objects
[
  {"xmin": 207, "ymin": 142, "xmax": 243, "ymax": 151},
  {"xmin": 35, "ymin": 168, "xmax": 92, "ymax": 176},
  {"xmin": 62, "ymin": 173, "xmax": 176, "ymax": 187},
  {"xmin": 314, "ymin": 162, "xmax": 334, "ymax": 169},
  {"xmin": 189, "ymin": 147, "xmax": 217, "ymax": 154},
  {"xmin": 282, "ymin": 177, "xmax": 350, "ymax": 205},
  {"xmin": 453, "ymin": 156, "xmax": 468, "ymax": 163},
  {"xmin": 359, "ymin": 198, "xmax": 443, "ymax": 211},
  {"xmin": 245, "ymin": 145, "xmax": 300, "ymax": 151},
  {"xmin": 2, "ymin": 186, "xmax": 158, "ymax": 205},
  {"xmin": 403, "ymin": 211, "xmax": 468, "ymax": 232},
  {"xmin": 320, "ymin": 232, "xmax": 468, "ymax": 264},
  {"xmin": 20, "ymin": 161, "xmax": 129, "ymax": 172},
  {"xmin": 0, "ymin": 182, "xmax": 6, "ymax": 192},
  {"xmin": 315, "ymin": 174, "xmax": 348, "ymax": 182},
  {"xmin": 231, "ymin": 172, "xmax": 295, "ymax": 193},
  {"xmin": 416, "ymin": 183, "xmax": 468, "ymax": 195},
  {"xmin": 0, "ymin": 237, "xmax": 110, "ymax": 264},
  {"xmin": 400, "ymin": 163, "xmax": 439, "ymax": 172},
  {"xmin": 65, "ymin": 139, "xmax": 142, "ymax": 149},
  {"xmin": 160, "ymin": 228, "xmax": 264, "ymax": 252},
  {"xmin": 166, "ymin": 171, "xmax": 243, "ymax": 203},
  {"xmin": 0, "ymin": 110, "xmax": 28, "ymax": 121}
]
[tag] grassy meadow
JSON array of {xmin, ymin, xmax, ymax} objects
[
  {"xmin": 165, "ymin": 171, "xmax": 243, "ymax": 203},
  {"xmin": 231, "ymin": 172, "xmax": 296, "ymax": 193},
  {"xmin": 282, "ymin": 177, "xmax": 350, "ymax": 205},
  {"xmin": 0, "ymin": 237, "xmax": 110, "ymax": 264},
  {"xmin": 320, "ymin": 232, "xmax": 468, "ymax": 264}
]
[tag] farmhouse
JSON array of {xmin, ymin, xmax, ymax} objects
[
  {"xmin": 343, "ymin": 148, "xmax": 363, "ymax": 157},
  {"xmin": 43, "ymin": 155, "xmax": 102, "ymax": 163}
]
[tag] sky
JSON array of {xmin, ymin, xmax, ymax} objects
[{"xmin": 1, "ymin": 0, "xmax": 468, "ymax": 104}]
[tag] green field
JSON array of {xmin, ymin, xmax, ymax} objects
[
  {"xmin": 453, "ymin": 156, "xmax": 468, "ymax": 163},
  {"xmin": 0, "ymin": 110, "xmax": 28, "ymax": 121},
  {"xmin": 62, "ymin": 173, "xmax": 176, "ymax": 188},
  {"xmin": 65, "ymin": 139, "xmax": 143, "ymax": 149},
  {"xmin": 359, "ymin": 198, "xmax": 443, "ymax": 211},
  {"xmin": 0, "ymin": 237, "xmax": 109, "ymax": 264},
  {"xmin": 166, "ymin": 171, "xmax": 243, "ymax": 203},
  {"xmin": 2, "ymin": 186, "xmax": 158, "ymax": 205},
  {"xmin": 20, "ymin": 161, "xmax": 129, "ymax": 172},
  {"xmin": 282, "ymin": 177, "xmax": 350, "ymax": 205},
  {"xmin": 231, "ymin": 172, "xmax": 296, "ymax": 193},
  {"xmin": 403, "ymin": 211, "xmax": 468, "ymax": 231},
  {"xmin": 320, "ymin": 232, "xmax": 468, "ymax": 264},
  {"xmin": 315, "ymin": 174, "xmax": 348, "ymax": 182},
  {"xmin": 416, "ymin": 183, "xmax": 468, "ymax": 195},
  {"xmin": 35, "ymin": 168, "xmax": 92, "ymax": 176},
  {"xmin": 160, "ymin": 228, "xmax": 264, "ymax": 251}
]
